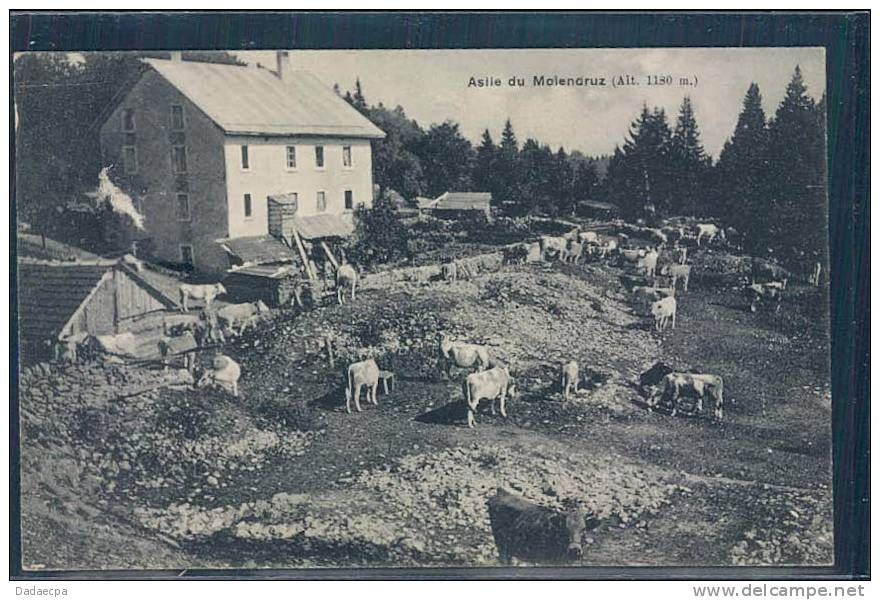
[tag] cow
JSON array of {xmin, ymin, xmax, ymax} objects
[
  {"xmin": 539, "ymin": 236, "xmax": 569, "ymax": 261},
  {"xmin": 441, "ymin": 261, "xmax": 458, "ymax": 282},
  {"xmin": 561, "ymin": 361, "xmax": 579, "ymax": 401},
  {"xmin": 578, "ymin": 231, "xmax": 599, "ymax": 245},
  {"xmin": 564, "ymin": 240, "xmax": 584, "ymax": 264},
  {"xmin": 596, "ymin": 238, "xmax": 618, "ymax": 258},
  {"xmin": 344, "ymin": 358, "xmax": 380, "ymax": 413},
  {"xmin": 636, "ymin": 249, "xmax": 659, "ymax": 277},
  {"xmin": 751, "ymin": 259, "xmax": 791, "ymax": 289},
  {"xmin": 216, "ymin": 300, "xmax": 270, "ymax": 336},
  {"xmin": 632, "ymin": 285, "xmax": 675, "ymax": 314},
  {"xmin": 744, "ymin": 283, "xmax": 782, "ymax": 313},
  {"xmin": 336, "ymin": 263, "xmax": 358, "ymax": 305},
  {"xmin": 651, "ymin": 372, "xmax": 725, "ymax": 420},
  {"xmin": 694, "ymin": 223, "xmax": 725, "ymax": 246},
  {"xmin": 462, "ymin": 366, "xmax": 516, "ymax": 428},
  {"xmin": 197, "ymin": 354, "xmax": 242, "ymax": 397},
  {"xmin": 650, "ymin": 296, "xmax": 677, "ymax": 331},
  {"xmin": 672, "ymin": 246, "xmax": 688, "ymax": 265},
  {"xmin": 487, "ymin": 489, "xmax": 597, "ymax": 564},
  {"xmin": 659, "ymin": 263, "xmax": 691, "ymax": 292},
  {"xmin": 179, "ymin": 282, "xmax": 226, "ymax": 312},
  {"xmin": 158, "ymin": 332, "xmax": 198, "ymax": 373},
  {"xmin": 438, "ymin": 334, "xmax": 491, "ymax": 378},
  {"xmin": 809, "ymin": 262, "xmax": 822, "ymax": 286}
]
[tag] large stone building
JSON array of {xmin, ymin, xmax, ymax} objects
[{"xmin": 99, "ymin": 52, "xmax": 385, "ymax": 274}]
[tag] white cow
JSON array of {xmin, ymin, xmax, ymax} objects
[
  {"xmin": 217, "ymin": 300, "xmax": 270, "ymax": 335},
  {"xmin": 198, "ymin": 354, "xmax": 242, "ymax": 397},
  {"xmin": 539, "ymin": 236, "xmax": 569, "ymax": 261},
  {"xmin": 650, "ymin": 296, "xmax": 677, "ymax": 331},
  {"xmin": 561, "ymin": 361, "xmax": 579, "ymax": 401},
  {"xmin": 463, "ymin": 366, "xmax": 516, "ymax": 428},
  {"xmin": 651, "ymin": 372, "xmax": 725, "ymax": 420},
  {"xmin": 439, "ymin": 334, "xmax": 491, "ymax": 378},
  {"xmin": 637, "ymin": 249, "xmax": 659, "ymax": 277},
  {"xmin": 694, "ymin": 223, "xmax": 725, "ymax": 246},
  {"xmin": 179, "ymin": 283, "xmax": 226, "ymax": 312},
  {"xmin": 336, "ymin": 263, "xmax": 358, "ymax": 305},
  {"xmin": 344, "ymin": 358, "xmax": 380, "ymax": 413},
  {"xmin": 660, "ymin": 263, "xmax": 691, "ymax": 292}
]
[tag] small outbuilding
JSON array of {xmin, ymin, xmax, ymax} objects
[
  {"xmin": 418, "ymin": 192, "xmax": 493, "ymax": 219},
  {"xmin": 17, "ymin": 257, "xmax": 180, "ymax": 359}
]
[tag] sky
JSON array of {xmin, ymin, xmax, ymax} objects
[{"xmin": 233, "ymin": 48, "xmax": 825, "ymax": 158}]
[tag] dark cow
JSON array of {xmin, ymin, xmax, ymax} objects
[{"xmin": 487, "ymin": 488, "xmax": 598, "ymax": 564}]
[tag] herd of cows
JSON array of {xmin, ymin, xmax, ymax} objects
[{"xmin": 87, "ymin": 217, "xmax": 814, "ymax": 430}]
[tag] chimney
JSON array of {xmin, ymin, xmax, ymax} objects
[
  {"xmin": 169, "ymin": 51, "xmax": 183, "ymax": 61},
  {"xmin": 276, "ymin": 50, "xmax": 290, "ymax": 80}
]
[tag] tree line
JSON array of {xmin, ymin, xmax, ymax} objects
[{"xmin": 340, "ymin": 66, "xmax": 827, "ymax": 267}]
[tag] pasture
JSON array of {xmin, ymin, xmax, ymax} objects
[{"xmin": 19, "ymin": 237, "xmax": 832, "ymax": 569}]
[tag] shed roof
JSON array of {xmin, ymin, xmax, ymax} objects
[
  {"xmin": 427, "ymin": 192, "xmax": 492, "ymax": 211},
  {"xmin": 218, "ymin": 235, "xmax": 299, "ymax": 265},
  {"xmin": 17, "ymin": 233, "xmax": 102, "ymax": 262},
  {"xmin": 292, "ymin": 213, "xmax": 355, "ymax": 240},
  {"xmin": 143, "ymin": 59, "xmax": 385, "ymax": 139},
  {"xmin": 17, "ymin": 259, "xmax": 177, "ymax": 342},
  {"xmin": 18, "ymin": 263, "xmax": 110, "ymax": 342},
  {"xmin": 227, "ymin": 264, "xmax": 299, "ymax": 279}
]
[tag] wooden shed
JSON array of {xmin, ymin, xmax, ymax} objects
[{"xmin": 17, "ymin": 258, "xmax": 179, "ymax": 358}]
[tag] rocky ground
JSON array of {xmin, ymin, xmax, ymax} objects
[{"xmin": 18, "ymin": 238, "xmax": 833, "ymax": 570}]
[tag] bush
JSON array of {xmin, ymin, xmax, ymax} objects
[{"xmin": 345, "ymin": 195, "xmax": 412, "ymax": 267}]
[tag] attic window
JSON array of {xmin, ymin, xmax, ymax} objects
[
  {"xmin": 122, "ymin": 108, "xmax": 135, "ymax": 132},
  {"xmin": 171, "ymin": 105, "xmax": 185, "ymax": 130},
  {"xmin": 315, "ymin": 146, "xmax": 324, "ymax": 169}
]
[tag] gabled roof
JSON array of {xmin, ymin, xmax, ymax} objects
[
  {"xmin": 17, "ymin": 259, "xmax": 177, "ymax": 342},
  {"xmin": 142, "ymin": 59, "xmax": 386, "ymax": 139},
  {"xmin": 218, "ymin": 235, "xmax": 300, "ymax": 265},
  {"xmin": 426, "ymin": 192, "xmax": 492, "ymax": 211}
]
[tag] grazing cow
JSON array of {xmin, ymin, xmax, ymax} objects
[
  {"xmin": 744, "ymin": 283, "xmax": 782, "ymax": 313},
  {"xmin": 539, "ymin": 236, "xmax": 568, "ymax": 261},
  {"xmin": 650, "ymin": 296, "xmax": 677, "ymax": 331},
  {"xmin": 561, "ymin": 361, "xmax": 579, "ymax": 401},
  {"xmin": 217, "ymin": 300, "xmax": 270, "ymax": 336},
  {"xmin": 636, "ymin": 249, "xmax": 659, "ymax": 277},
  {"xmin": 564, "ymin": 240, "xmax": 584, "ymax": 264},
  {"xmin": 441, "ymin": 261, "xmax": 458, "ymax": 282},
  {"xmin": 578, "ymin": 231, "xmax": 598, "ymax": 245},
  {"xmin": 487, "ymin": 489, "xmax": 596, "ymax": 564},
  {"xmin": 694, "ymin": 223, "xmax": 725, "ymax": 246},
  {"xmin": 632, "ymin": 285, "xmax": 675, "ymax": 314},
  {"xmin": 462, "ymin": 366, "xmax": 516, "ymax": 428},
  {"xmin": 336, "ymin": 263, "xmax": 358, "ymax": 305},
  {"xmin": 660, "ymin": 263, "xmax": 691, "ymax": 292},
  {"xmin": 344, "ymin": 358, "xmax": 380, "ymax": 413},
  {"xmin": 439, "ymin": 334, "xmax": 491, "ymax": 378},
  {"xmin": 651, "ymin": 372, "xmax": 725, "ymax": 420},
  {"xmin": 158, "ymin": 332, "xmax": 198, "ymax": 373},
  {"xmin": 91, "ymin": 332, "xmax": 139, "ymax": 358},
  {"xmin": 179, "ymin": 283, "xmax": 226, "ymax": 312},
  {"xmin": 198, "ymin": 355, "xmax": 242, "ymax": 397},
  {"xmin": 751, "ymin": 259, "xmax": 790, "ymax": 289}
]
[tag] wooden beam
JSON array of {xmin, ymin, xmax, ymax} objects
[
  {"xmin": 290, "ymin": 228, "xmax": 316, "ymax": 281},
  {"xmin": 320, "ymin": 241, "xmax": 339, "ymax": 271}
]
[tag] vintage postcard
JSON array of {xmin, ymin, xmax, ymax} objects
[{"xmin": 14, "ymin": 47, "xmax": 832, "ymax": 570}]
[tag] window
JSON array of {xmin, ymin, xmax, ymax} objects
[
  {"xmin": 344, "ymin": 190, "xmax": 353, "ymax": 210},
  {"xmin": 342, "ymin": 145, "xmax": 352, "ymax": 168},
  {"xmin": 171, "ymin": 105, "xmax": 185, "ymax": 130},
  {"xmin": 244, "ymin": 193, "xmax": 253, "ymax": 218},
  {"xmin": 172, "ymin": 145, "xmax": 187, "ymax": 173},
  {"xmin": 316, "ymin": 191, "xmax": 327, "ymax": 212},
  {"xmin": 122, "ymin": 108, "xmax": 135, "ymax": 132},
  {"xmin": 180, "ymin": 244, "xmax": 194, "ymax": 265},
  {"xmin": 122, "ymin": 145, "xmax": 138, "ymax": 174},
  {"xmin": 176, "ymin": 193, "xmax": 190, "ymax": 221},
  {"xmin": 315, "ymin": 146, "xmax": 324, "ymax": 168},
  {"xmin": 240, "ymin": 145, "xmax": 249, "ymax": 170},
  {"xmin": 285, "ymin": 145, "xmax": 297, "ymax": 169}
]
